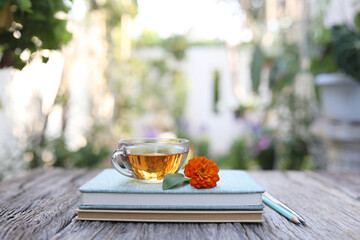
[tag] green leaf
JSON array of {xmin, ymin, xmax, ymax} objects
[
  {"xmin": 251, "ymin": 45, "xmax": 264, "ymax": 93},
  {"xmin": 355, "ymin": 12, "xmax": 360, "ymax": 28},
  {"xmin": 162, "ymin": 173, "xmax": 190, "ymax": 190},
  {"xmin": 15, "ymin": 0, "xmax": 32, "ymax": 13},
  {"xmin": 0, "ymin": 1, "xmax": 10, "ymax": 10},
  {"xmin": 31, "ymin": 12, "xmax": 47, "ymax": 21},
  {"xmin": 42, "ymin": 56, "xmax": 49, "ymax": 64},
  {"xmin": 331, "ymin": 25, "xmax": 360, "ymax": 83}
]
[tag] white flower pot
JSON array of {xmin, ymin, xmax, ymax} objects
[{"xmin": 315, "ymin": 73, "xmax": 360, "ymax": 122}]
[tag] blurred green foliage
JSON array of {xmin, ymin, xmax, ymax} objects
[
  {"xmin": 278, "ymin": 137, "xmax": 308, "ymax": 170},
  {"xmin": 135, "ymin": 30, "xmax": 221, "ymax": 48},
  {"xmin": 135, "ymin": 30, "xmax": 188, "ymax": 59},
  {"xmin": 249, "ymin": 33, "xmax": 314, "ymax": 170},
  {"xmin": 26, "ymin": 126, "xmax": 109, "ymax": 169},
  {"xmin": 51, "ymin": 135, "xmax": 108, "ymax": 168},
  {"xmin": 0, "ymin": 0, "xmax": 73, "ymax": 69},
  {"xmin": 218, "ymin": 138, "xmax": 253, "ymax": 170},
  {"xmin": 276, "ymin": 91, "xmax": 314, "ymax": 170},
  {"xmin": 257, "ymin": 143, "xmax": 275, "ymax": 170},
  {"xmin": 308, "ymin": 4, "xmax": 360, "ymax": 83},
  {"xmin": 309, "ymin": 24, "xmax": 360, "ymax": 83},
  {"xmin": 250, "ymin": 44, "xmax": 264, "ymax": 93},
  {"xmin": 309, "ymin": 48, "xmax": 337, "ymax": 76},
  {"xmin": 194, "ymin": 138, "xmax": 210, "ymax": 157},
  {"xmin": 216, "ymin": 129, "xmax": 277, "ymax": 170},
  {"xmin": 135, "ymin": 29, "xmax": 162, "ymax": 46},
  {"xmin": 109, "ymin": 34, "xmax": 188, "ymax": 137},
  {"xmin": 268, "ymin": 44, "xmax": 300, "ymax": 93},
  {"xmin": 331, "ymin": 24, "xmax": 360, "ymax": 82},
  {"xmin": 101, "ymin": 0, "xmax": 138, "ymax": 28},
  {"xmin": 163, "ymin": 35, "xmax": 187, "ymax": 61},
  {"xmin": 213, "ymin": 70, "xmax": 220, "ymax": 114}
]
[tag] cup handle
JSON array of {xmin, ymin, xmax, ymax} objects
[{"xmin": 111, "ymin": 148, "xmax": 136, "ymax": 178}]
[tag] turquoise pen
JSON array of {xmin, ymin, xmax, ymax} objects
[
  {"xmin": 264, "ymin": 192, "xmax": 305, "ymax": 224},
  {"xmin": 262, "ymin": 194, "xmax": 300, "ymax": 225}
]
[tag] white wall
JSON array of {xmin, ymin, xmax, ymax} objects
[
  {"xmin": 183, "ymin": 46, "xmax": 253, "ymax": 155},
  {"xmin": 135, "ymin": 46, "xmax": 254, "ymax": 155}
]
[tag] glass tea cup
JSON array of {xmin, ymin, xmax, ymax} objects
[{"xmin": 111, "ymin": 138, "xmax": 190, "ymax": 183}]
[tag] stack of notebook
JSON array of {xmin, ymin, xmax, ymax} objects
[{"xmin": 77, "ymin": 169, "xmax": 265, "ymax": 222}]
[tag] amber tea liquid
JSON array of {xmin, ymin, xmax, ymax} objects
[{"xmin": 122, "ymin": 145, "xmax": 187, "ymax": 181}]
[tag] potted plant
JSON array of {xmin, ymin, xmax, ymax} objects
[
  {"xmin": 311, "ymin": 13, "xmax": 360, "ymax": 122},
  {"xmin": 309, "ymin": 11, "xmax": 360, "ymax": 171}
]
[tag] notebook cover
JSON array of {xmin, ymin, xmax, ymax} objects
[
  {"xmin": 78, "ymin": 204, "xmax": 264, "ymax": 210},
  {"xmin": 79, "ymin": 169, "xmax": 265, "ymax": 194},
  {"xmin": 76, "ymin": 208, "xmax": 264, "ymax": 223}
]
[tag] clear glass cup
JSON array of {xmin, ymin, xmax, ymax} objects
[{"xmin": 111, "ymin": 138, "xmax": 190, "ymax": 183}]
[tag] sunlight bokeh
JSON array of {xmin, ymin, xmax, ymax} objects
[{"xmin": 132, "ymin": 0, "xmax": 250, "ymax": 45}]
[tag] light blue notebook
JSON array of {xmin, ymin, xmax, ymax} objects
[{"xmin": 79, "ymin": 169, "xmax": 265, "ymax": 210}]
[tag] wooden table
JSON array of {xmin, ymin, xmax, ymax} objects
[{"xmin": 0, "ymin": 168, "xmax": 359, "ymax": 240}]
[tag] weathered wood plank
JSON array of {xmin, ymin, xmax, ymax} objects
[
  {"xmin": 305, "ymin": 171, "xmax": 360, "ymax": 201},
  {"xmin": 248, "ymin": 171, "xmax": 360, "ymax": 240},
  {"xmin": 51, "ymin": 220, "xmax": 250, "ymax": 240},
  {"xmin": 0, "ymin": 168, "xmax": 99, "ymax": 240}
]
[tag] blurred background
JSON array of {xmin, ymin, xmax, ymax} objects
[{"xmin": 1, "ymin": 0, "xmax": 360, "ymax": 180}]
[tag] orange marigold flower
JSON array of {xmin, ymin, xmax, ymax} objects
[{"xmin": 184, "ymin": 156, "xmax": 220, "ymax": 189}]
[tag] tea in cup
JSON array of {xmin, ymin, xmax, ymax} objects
[{"xmin": 111, "ymin": 138, "xmax": 190, "ymax": 183}]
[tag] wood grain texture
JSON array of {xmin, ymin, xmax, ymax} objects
[
  {"xmin": 248, "ymin": 171, "xmax": 360, "ymax": 240},
  {"xmin": 0, "ymin": 168, "xmax": 359, "ymax": 240},
  {"xmin": 0, "ymin": 168, "xmax": 99, "ymax": 240}
]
